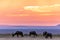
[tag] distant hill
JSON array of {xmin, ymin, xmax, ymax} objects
[
  {"xmin": 0, "ymin": 25, "xmax": 59, "ymax": 29},
  {"xmin": 56, "ymin": 24, "xmax": 60, "ymax": 26},
  {"xmin": 0, "ymin": 25, "xmax": 59, "ymax": 34}
]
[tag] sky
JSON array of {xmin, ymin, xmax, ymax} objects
[{"xmin": 0, "ymin": 0, "xmax": 60, "ymax": 26}]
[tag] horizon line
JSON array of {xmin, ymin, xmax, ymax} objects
[{"xmin": 0, "ymin": 24, "xmax": 60, "ymax": 26}]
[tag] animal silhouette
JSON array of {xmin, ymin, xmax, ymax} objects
[
  {"xmin": 43, "ymin": 31, "xmax": 52, "ymax": 39},
  {"xmin": 12, "ymin": 31, "xmax": 24, "ymax": 37},
  {"xmin": 29, "ymin": 31, "xmax": 37, "ymax": 37}
]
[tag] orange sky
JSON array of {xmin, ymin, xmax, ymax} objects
[{"xmin": 0, "ymin": 0, "xmax": 60, "ymax": 26}]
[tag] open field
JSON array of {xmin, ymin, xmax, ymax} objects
[
  {"xmin": 0, "ymin": 34, "xmax": 60, "ymax": 40},
  {"xmin": 0, "ymin": 37, "xmax": 60, "ymax": 40}
]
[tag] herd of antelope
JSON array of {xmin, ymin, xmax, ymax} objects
[{"xmin": 12, "ymin": 31, "xmax": 52, "ymax": 39}]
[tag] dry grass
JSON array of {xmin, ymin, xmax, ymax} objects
[{"xmin": 0, "ymin": 34, "xmax": 60, "ymax": 40}]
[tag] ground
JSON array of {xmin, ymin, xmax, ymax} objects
[
  {"xmin": 0, "ymin": 34, "xmax": 60, "ymax": 40},
  {"xmin": 0, "ymin": 37, "xmax": 60, "ymax": 40}
]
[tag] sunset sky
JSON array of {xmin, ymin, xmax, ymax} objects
[{"xmin": 0, "ymin": 0, "xmax": 60, "ymax": 26}]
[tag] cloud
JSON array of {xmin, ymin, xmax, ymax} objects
[{"xmin": 24, "ymin": 4, "xmax": 60, "ymax": 12}]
